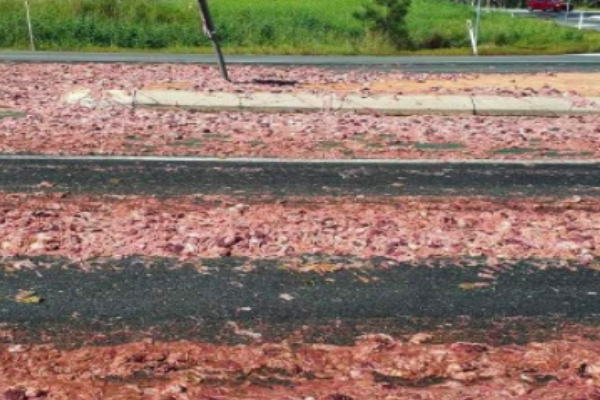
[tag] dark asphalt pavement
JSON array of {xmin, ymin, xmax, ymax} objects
[
  {"xmin": 2, "ymin": 51, "xmax": 600, "ymax": 72},
  {"xmin": 0, "ymin": 157, "xmax": 599, "ymax": 198},
  {"xmin": 2, "ymin": 257, "xmax": 600, "ymax": 345}
]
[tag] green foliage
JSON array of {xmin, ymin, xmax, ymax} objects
[
  {"xmin": 0, "ymin": 0, "xmax": 598, "ymax": 55},
  {"xmin": 354, "ymin": 0, "xmax": 412, "ymax": 49}
]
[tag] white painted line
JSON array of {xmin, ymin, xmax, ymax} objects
[{"xmin": 0, "ymin": 154, "xmax": 599, "ymax": 166}]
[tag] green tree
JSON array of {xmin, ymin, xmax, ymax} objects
[{"xmin": 354, "ymin": 0, "xmax": 412, "ymax": 49}]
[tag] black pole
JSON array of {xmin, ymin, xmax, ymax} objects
[{"xmin": 197, "ymin": 0, "xmax": 230, "ymax": 82}]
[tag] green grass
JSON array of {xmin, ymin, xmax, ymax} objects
[
  {"xmin": 318, "ymin": 141, "xmax": 346, "ymax": 149},
  {"xmin": 1, "ymin": 0, "xmax": 599, "ymax": 54},
  {"xmin": 0, "ymin": 110, "xmax": 25, "ymax": 120},
  {"xmin": 167, "ymin": 139, "xmax": 204, "ymax": 147},
  {"xmin": 494, "ymin": 147, "xmax": 538, "ymax": 154},
  {"xmin": 414, "ymin": 142, "xmax": 466, "ymax": 150},
  {"xmin": 543, "ymin": 150, "xmax": 594, "ymax": 157}
]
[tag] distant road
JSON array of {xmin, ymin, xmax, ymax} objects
[
  {"xmin": 1, "ymin": 50, "xmax": 600, "ymax": 72},
  {"xmin": 498, "ymin": 8, "xmax": 600, "ymax": 31}
]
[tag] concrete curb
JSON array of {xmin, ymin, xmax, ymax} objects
[{"xmin": 128, "ymin": 90, "xmax": 600, "ymax": 116}]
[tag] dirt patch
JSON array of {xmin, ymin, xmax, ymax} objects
[
  {"xmin": 142, "ymin": 81, "xmax": 196, "ymax": 91},
  {"xmin": 303, "ymin": 73, "xmax": 600, "ymax": 96}
]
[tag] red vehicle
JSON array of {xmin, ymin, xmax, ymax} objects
[{"xmin": 527, "ymin": 0, "xmax": 574, "ymax": 11}]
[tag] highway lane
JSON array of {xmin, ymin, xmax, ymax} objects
[
  {"xmin": 1, "ymin": 51, "xmax": 600, "ymax": 72},
  {"xmin": 0, "ymin": 157, "xmax": 598, "ymax": 345},
  {"xmin": 0, "ymin": 156, "xmax": 598, "ymax": 198},
  {"xmin": 2, "ymin": 256, "xmax": 600, "ymax": 345}
]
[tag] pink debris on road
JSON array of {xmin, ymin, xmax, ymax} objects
[
  {"xmin": 1, "ymin": 63, "xmax": 599, "ymax": 159},
  {"xmin": 0, "ymin": 193, "xmax": 598, "ymax": 262},
  {"xmin": 3, "ymin": 335, "xmax": 600, "ymax": 399}
]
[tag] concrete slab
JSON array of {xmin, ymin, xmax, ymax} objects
[
  {"xmin": 135, "ymin": 90, "xmax": 474, "ymax": 115},
  {"xmin": 240, "ymin": 92, "xmax": 339, "ymax": 113},
  {"xmin": 62, "ymin": 87, "xmax": 94, "ymax": 107},
  {"xmin": 103, "ymin": 90, "xmax": 134, "ymax": 107},
  {"xmin": 340, "ymin": 95, "xmax": 474, "ymax": 115},
  {"xmin": 61, "ymin": 88, "xmax": 135, "ymax": 109},
  {"xmin": 127, "ymin": 90, "xmax": 600, "ymax": 116},
  {"xmin": 0, "ymin": 108, "xmax": 25, "ymax": 120},
  {"xmin": 135, "ymin": 90, "xmax": 241, "ymax": 111},
  {"xmin": 472, "ymin": 96, "xmax": 600, "ymax": 116},
  {"xmin": 136, "ymin": 90, "xmax": 344, "ymax": 113}
]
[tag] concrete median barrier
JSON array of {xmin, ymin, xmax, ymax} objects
[{"xmin": 131, "ymin": 90, "xmax": 600, "ymax": 116}]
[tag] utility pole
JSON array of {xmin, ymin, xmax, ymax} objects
[
  {"xmin": 24, "ymin": 0, "xmax": 35, "ymax": 51},
  {"xmin": 467, "ymin": 20, "xmax": 478, "ymax": 55},
  {"xmin": 474, "ymin": 0, "xmax": 483, "ymax": 52},
  {"xmin": 197, "ymin": 0, "xmax": 230, "ymax": 82}
]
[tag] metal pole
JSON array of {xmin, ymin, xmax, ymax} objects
[
  {"xmin": 24, "ymin": 0, "xmax": 35, "ymax": 51},
  {"xmin": 474, "ymin": 0, "xmax": 483, "ymax": 46},
  {"xmin": 467, "ymin": 20, "xmax": 478, "ymax": 55},
  {"xmin": 578, "ymin": 11, "xmax": 584, "ymax": 29},
  {"xmin": 197, "ymin": 0, "xmax": 230, "ymax": 82}
]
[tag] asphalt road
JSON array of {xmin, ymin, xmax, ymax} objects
[
  {"xmin": 504, "ymin": 9, "xmax": 600, "ymax": 30},
  {"xmin": 2, "ymin": 51, "xmax": 600, "ymax": 72},
  {"xmin": 2, "ymin": 257, "xmax": 600, "ymax": 345},
  {"xmin": 0, "ymin": 156, "xmax": 599, "ymax": 198}
]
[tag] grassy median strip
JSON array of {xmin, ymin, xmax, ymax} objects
[{"xmin": 1, "ymin": 0, "xmax": 599, "ymax": 55}]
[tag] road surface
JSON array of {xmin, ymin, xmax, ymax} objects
[
  {"xmin": 0, "ymin": 156, "xmax": 599, "ymax": 197},
  {"xmin": 1, "ymin": 51, "xmax": 600, "ymax": 72},
  {"xmin": 2, "ymin": 257, "xmax": 599, "ymax": 345},
  {"xmin": 504, "ymin": 8, "xmax": 600, "ymax": 30}
]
